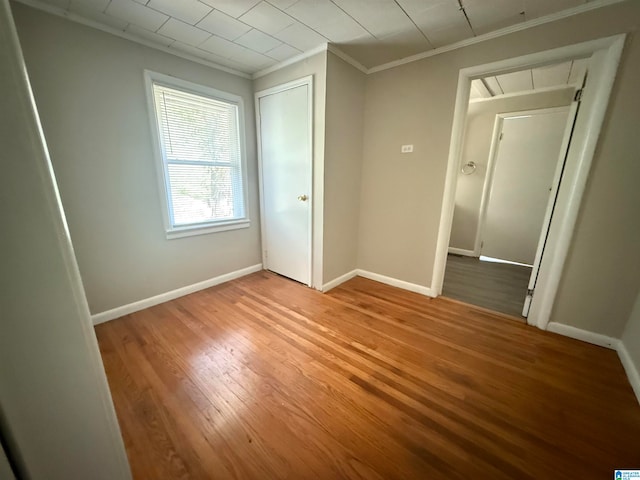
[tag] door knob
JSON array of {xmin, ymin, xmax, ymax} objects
[{"xmin": 297, "ymin": 194, "xmax": 308, "ymax": 202}]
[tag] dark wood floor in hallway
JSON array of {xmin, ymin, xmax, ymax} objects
[{"xmin": 95, "ymin": 272, "xmax": 640, "ymax": 479}]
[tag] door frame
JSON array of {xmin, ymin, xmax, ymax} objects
[
  {"xmin": 255, "ymin": 76, "xmax": 314, "ymax": 287},
  {"xmin": 473, "ymin": 106, "xmax": 571, "ymax": 258},
  {"xmin": 432, "ymin": 34, "xmax": 625, "ymax": 330}
]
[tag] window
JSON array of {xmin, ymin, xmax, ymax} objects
[{"xmin": 145, "ymin": 71, "xmax": 248, "ymax": 239}]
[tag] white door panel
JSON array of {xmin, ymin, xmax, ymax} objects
[
  {"xmin": 258, "ymin": 82, "xmax": 311, "ymax": 284},
  {"xmin": 482, "ymin": 110, "xmax": 569, "ymax": 265}
]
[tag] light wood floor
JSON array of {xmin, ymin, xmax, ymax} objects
[
  {"xmin": 95, "ymin": 272, "xmax": 640, "ymax": 479},
  {"xmin": 443, "ymin": 254, "xmax": 532, "ymax": 317}
]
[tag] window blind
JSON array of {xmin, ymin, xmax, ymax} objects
[{"xmin": 152, "ymin": 82, "xmax": 245, "ymax": 228}]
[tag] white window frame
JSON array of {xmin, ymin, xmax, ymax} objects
[{"xmin": 144, "ymin": 70, "xmax": 250, "ymax": 239}]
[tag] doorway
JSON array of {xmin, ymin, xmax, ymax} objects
[
  {"xmin": 444, "ymin": 99, "xmax": 577, "ymax": 318},
  {"xmin": 433, "ymin": 35, "xmax": 625, "ymax": 328},
  {"xmin": 255, "ymin": 76, "xmax": 313, "ymax": 286}
]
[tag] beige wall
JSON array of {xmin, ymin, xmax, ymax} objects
[
  {"xmin": 359, "ymin": 0, "xmax": 640, "ymax": 337},
  {"xmin": 450, "ymin": 88, "xmax": 574, "ymax": 252},
  {"xmin": 323, "ymin": 52, "xmax": 365, "ymax": 283},
  {"xmin": 254, "ymin": 51, "xmax": 327, "ymax": 288},
  {"xmin": 1, "ymin": 0, "xmax": 130, "ymax": 476},
  {"xmin": 621, "ymin": 289, "xmax": 640, "ymax": 393},
  {"xmin": 13, "ymin": 3, "xmax": 261, "ymax": 314}
]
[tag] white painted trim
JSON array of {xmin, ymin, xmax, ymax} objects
[
  {"xmin": 469, "ymin": 84, "xmax": 578, "ymax": 104},
  {"xmin": 527, "ymin": 36, "xmax": 626, "ymax": 330},
  {"xmin": 366, "ymin": 0, "xmax": 628, "ymax": 74},
  {"xmin": 12, "ymin": 0, "xmax": 252, "ymax": 79},
  {"xmin": 253, "ymin": 44, "xmax": 328, "ymax": 79},
  {"xmin": 432, "ymin": 34, "xmax": 626, "ymax": 332},
  {"xmin": 448, "ymin": 247, "xmax": 475, "ymax": 257},
  {"xmin": 91, "ymin": 264, "xmax": 262, "ymax": 325},
  {"xmin": 356, "ymin": 270, "xmax": 435, "ymax": 297},
  {"xmin": 326, "ymin": 44, "xmax": 368, "ymax": 74},
  {"xmin": 322, "ymin": 269, "xmax": 358, "ymax": 292},
  {"xmin": 255, "ymin": 76, "xmax": 315, "ymax": 288},
  {"xmin": 618, "ymin": 342, "xmax": 640, "ymax": 404},
  {"xmin": 546, "ymin": 322, "xmax": 618, "ymax": 349}
]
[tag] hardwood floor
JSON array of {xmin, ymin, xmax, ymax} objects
[
  {"xmin": 95, "ymin": 272, "xmax": 640, "ymax": 479},
  {"xmin": 443, "ymin": 254, "xmax": 531, "ymax": 317}
]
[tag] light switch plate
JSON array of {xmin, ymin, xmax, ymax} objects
[{"xmin": 401, "ymin": 144, "xmax": 414, "ymax": 153}]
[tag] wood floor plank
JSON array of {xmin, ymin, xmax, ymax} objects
[{"xmin": 95, "ymin": 271, "xmax": 640, "ymax": 479}]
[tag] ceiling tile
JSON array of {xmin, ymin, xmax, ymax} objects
[
  {"xmin": 70, "ymin": 0, "xmax": 109, "ymax": 12},
  {"xmin": 267, "ymin": 0, "xmax": 298, "ymax": 9},
  {"xmin": 200, "ymin": 34, "xmax": 249, "ymax": 57},
  {"xmin": 397, "ymin": 0, "xmax": 472, "ymax": 46},
  {"xmin": 532, "ymin": 61, "xmax": 572, "ymax": 89},
  {"xmin": 126, "ymin": 23, "xmax": 174, "ymax": 46},
  {"xmin": 146, "ymin": 0, "xmax": 211, "ymax": 25},
  {"xmin": 40, "ymin": 0, "xmax": 70, "ymax": 10},
  {"xmin": 331, "ymin": 0, "xmax": 417, "ymax": 39},
  {"xmin": 265, "ymin": 43, "xmax": 302, "ymax": 61},
  {"xmin": 463, "ymin": 0, "xmax": 525, "ymax": 35},
  {"xmin": 157, "ymin": 18, "xmax": 211, "ymax": 45},
  {"xmin": 523, "ymin": 0, "xmax": 585, "ymax": 20},
  {"xmin": 170, "ymin": 41, "xmax": 254, "ymax": 72},
  {"xmin": 494, "ymin": 69, "xmax": 533, "ymax": 94},
  {"xmin": 199, "ymin": 0, "xmax": 261, "ymax": 18},
  {"xmin": 285, "ymin": 0, "xmax": 371, "ymax": 43},
  {"xmin": 239, "ymin": 2, "xmax": 295, "ymax": 35},
  {"xmin": 483, "ymin": 76, "xmax": 503, "ymax": 95},
  {"xmin": 197, "ymin": 9, "xmax": 252, "ymax": 40},
  {"xmin": 272, "ymin": 21, "xmax": 327, "ymax": 51},
  {"xmin": 234, "ymin": 29, "xmax": 282, "ymax": 53},
  {"xmin": 568, "ymin": 58, "xmax": 589, "ymax": 85},
  {"xmin": 426, "ymin": 22, "xmax": 474, "ymax": 47},
  {"xmin": 69, "ymin": 2, "xmax": 130, "ymax": 30},
  {"xmin": 228, "ymin": 47, "xmax": 276, "ymax": 69},
  {"xmin": 106, "ymin": 0, "xmax": 169, "ymax": 31}
]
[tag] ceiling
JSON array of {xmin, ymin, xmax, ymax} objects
[
  {"xmin": 470, "ymin": 58, "xmax": 589, "ymax": 99},
  {"xmin": 22, "ymin": 0, "xmax": 610, "ymax": 75}
]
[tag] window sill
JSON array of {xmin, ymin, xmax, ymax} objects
[{"xmin": 166, "ymin": 219, "xmax": 250, "ymax": 239}]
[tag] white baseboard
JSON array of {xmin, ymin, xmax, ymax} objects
[
  {"xmin": 546, "ymin": 322, "xmax": 618, "ymax": 349},
  {"xmin": 448, "ymin": 247, "xmax": 476, "ymax": 257},
  {"xmin": 617, "ymin": 341, "xmax": 640, "ymax": 405},
  {"xmin": 91, "ymin": 264, "xmax": 263, "ymax": 325},
  {"xmin": 356, "ymin": 269, "xmax": 436, "ymax": 297},
  {"xmin": 322, "ymin": 269, "xmax": 358, "ymax": 292}
]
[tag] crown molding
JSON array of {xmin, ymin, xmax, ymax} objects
[
  {"xmin": 11, "ymin": 0, "xmax": 252, "ymax": 79},
  {"xmin": 367, "ymin": 0, "xmax": 629, "ymax": 74},
  {"xmin": 326, "ymin": 44, "xmax": 368, "ymax": 74},
  {"xmin": 252, "ymin": 43, "xmax": 328, "ymax": 79}
]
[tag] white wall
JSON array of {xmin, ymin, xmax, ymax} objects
[
  {"xmin": 0, "ymin": 0, "xmax": 131, "ymax": 477},
  {"xmin": 323, "ymin": 52, "xmax": 365, "ymax": 283},
  {"xmin": 450, "ymin": 89, "xmax": 574, "ymax": 252},
  {"xmin": 254, "ymin": 51, "xmax": 327, "ymax": 289},
  {"xmin": 12, "ymin": 3, "xmax": 261, "ymax": 315}
]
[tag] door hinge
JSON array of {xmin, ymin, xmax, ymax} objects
[
  {"xmin": 527, "ymin": 288, "xmax": 534, "ymax": 296},
  {"xmin": 574, "ymin": 88, "xmax": 583, "ymax": 102},
  {"xmin": 499, "ymin": 132, "xmax": 504, "ymax": 140},
  {"xmin": 264, "ymin": 250, "xmax": 268, "ymax": 259}
]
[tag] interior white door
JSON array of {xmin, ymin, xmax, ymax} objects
[
  {"xmin": 522, "ymin": 101, "xmax": 580, "ymax": 316},
  {"xmin": 481, "ymin": 109, "xmax": 570, "ymax": 265},
  {"xmin": 257, "ymin": 82, "xmax": 311, "ymax": 285}
]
